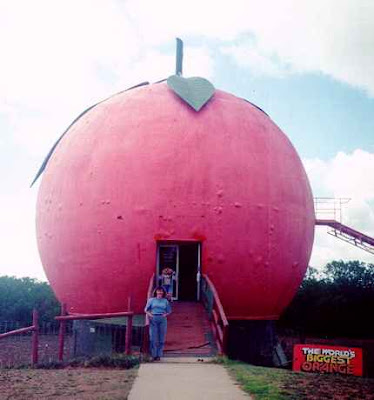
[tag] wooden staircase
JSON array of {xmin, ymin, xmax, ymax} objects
[{"xmin": 164, "ymin": 302, "xmax": 217, "ymax": 357}]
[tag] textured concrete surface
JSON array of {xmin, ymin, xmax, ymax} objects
[
  {"xmin": 161, "ymin": 357, "xmax": 214, "ymax": 363},
  {"xmin": 128, "ymin": 362, "xmax": 250, "ymax": 399}
]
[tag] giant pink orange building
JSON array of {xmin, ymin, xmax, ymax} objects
[{"xmin": 36, "ymin": 80, "xmax": 315, "ymax": 322}]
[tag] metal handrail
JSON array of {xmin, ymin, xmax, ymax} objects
[
  {"xmin": 0, "ymin": 309, "xmax": 39, "ymax": 365},
  {"xmin": 142, "ymin": 273, "xmax": 155, "ymax": 355},
  {"xmin": 55, "ymin": 311, "xmax": 134, "ymax": 321},
  {"xmin": 56, "ymin": 300, "xmax": 135, "ymax": 359},
  {"xmin": 314, "ymin": 197, "xmax": 351, "ymax": 223},
  {"xmin": 316, "ymin": 219, "xmax": 374, "ymax": 254},
  {"xmin": 0, "ymin": 325, "xmax": 35, "ymax": 338},
  {"xmin": 201, "ymin": 274, "xmax": 229, "ymax": 355},
  {"xmin": 147, "ymin": 273, "xmax": 156, "ymax": 299}
]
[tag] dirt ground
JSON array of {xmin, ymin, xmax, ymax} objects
[
  {"xmin": 0, "ymin": 335, "xmax": 74, "ymax": 368},
  {"xmin": 282, "ymin": 370, "xmax": 374, "ymax": 400},
  {"xmin": 2, "ymin": 363, "xmax": 374, "ymax": 399},
  {"xmin": 0, "ymin": 368, "xmax": 137, "ymax": 399}
]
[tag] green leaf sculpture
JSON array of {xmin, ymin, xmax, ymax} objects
[{"xmin": 167, "ymin": 75, "xmax": 215, "ymax": 112}]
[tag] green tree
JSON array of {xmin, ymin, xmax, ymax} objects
[
  {"xmin": 0, "ymin": 276, "xmax": 60, "ymax": 324},
  {"xmin": 325, "ymin": 260, "xmax": 374, "ymax": 289},
  {"xmin": 279, "ymin": 260, "xmax": 374, "ymax": 338}
]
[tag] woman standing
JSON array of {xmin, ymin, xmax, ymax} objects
[{"xmin": 144, "ymin": 286, "xmax": 172, "ymax": 361}]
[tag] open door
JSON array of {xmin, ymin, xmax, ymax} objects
[
  {"xmin": 157, "ymin": 242, "xmax": 201, "ymax": 301},
  {"xmin": 157, "ymin": 244, "xmax": 179, "ymax": 300}
]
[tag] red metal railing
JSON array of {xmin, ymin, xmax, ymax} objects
[
  {"xmin": 56, "ymin": 299, "xmax": 134, "ymax": 360},
  {"xmin": 142, "ymin": 273, "xmax": 155, "ymax": 355},
  {"xmin": 314, "ymin": 197, "xmax": 351, "ymax": 222},
  {"xmin": 316, "ymin": 219, "xmax": 374, "ymax": 254},
  {"xmin": 201, "ymin": 274, "xmax": 229, "ymax": 355},
  {"xmin": 58, "ymin": 303, "xmax": 67, "ymax": 361},
  {"xmin": 314, "ymin": 197, "xmax": 374, "ymax": 254},
  {"xmin": 0, "ymin": 309, "xmax": 39, "ymax": 366}
]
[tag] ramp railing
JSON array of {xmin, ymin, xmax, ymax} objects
[
  {"xmin": 314, "ymin": 197, "xmax": 351, "ymax": 222},
  {"xmin": 314, "ymin": 197, "xmax": 374, "ymax": 254},
  {"xmin": 315, "ymin": 219, "xmax": 374, "ymax": 255},
  {"xmin": 142, "ymin": 273, "xmax": 155, "ymax": 355},
  {"xmin": 56, "ymin": 299, "xmax": 134, "ymax": 360},
  {"xmin": 0, "ymin": 309, "xmax": 39, "ymax": 366},
  {"xmin": 201, "ymin": 274, "xmax": 229, "ymax": 355}
]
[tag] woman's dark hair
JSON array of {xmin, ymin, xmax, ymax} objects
[{"xmin": 153, "ymin": 286, "xmax": 167, "ymax": 297}]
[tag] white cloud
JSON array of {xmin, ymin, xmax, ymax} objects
[
  {"xmin": 2, "ymin": 0, "xmax": 374, "ymax": 101},
  {"xmin": 125, "ymin": 0, "xmax": 374, "ymax": 95},
  {"xmin": 115, "ymin": 47, "xmax": 214, "ymax": 87},
  {"xmin": 304, "ymin": 149, "xmax": 374, "ymax": 269},
  {"xmin": 0, "ymin": 189, "xmax": 46, "ymax": 280},
  {"xmin": 0, "ymin": 2, "xmax": 133, "ymax": 106},
  {"xmin": 231, "ymin": 1, "xmax": 374, "ymax": 95},
  {"xmin": 0, "ymin": 1, "xmax": 215, "ymax": 158},
  {"xmin": 183, "ymin": 47, "xmax": 214, "ymax": 79},
  {"xmin": 310, "ymin": 229, "xmax": 374, "ymax": 270},
  {"xmin": 220, "ymin": 42, "xmax": 289, "ymax": 78},
  {"xmin": 305, "ymin": 149, "xmax": 374, "ymax": 205}
]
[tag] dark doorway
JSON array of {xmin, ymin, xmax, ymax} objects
[
  {"xmin": 178, "ymin": 243, "xmax": 199, "ymax": 301},
  {"xmin": 158, "ymin": 244, "xmax": 178, "ymax": 299}
]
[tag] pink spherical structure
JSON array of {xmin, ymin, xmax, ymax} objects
[{"xmin": 36, "ymin": 82, "xmax": 315, "ymax": 318}]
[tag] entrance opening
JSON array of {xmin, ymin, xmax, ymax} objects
[{"xmin": 157, "ymin": 242, "xmax": 201, "ymax": 301}]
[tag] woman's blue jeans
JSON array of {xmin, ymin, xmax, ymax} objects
[{"xmin": 149, "ymin": 315, "xmax": 167, "ymax": 358}]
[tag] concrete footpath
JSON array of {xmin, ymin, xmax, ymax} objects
[{"xmin": 128, "ymin": 358, "xmax": 250, "ymax": 400}]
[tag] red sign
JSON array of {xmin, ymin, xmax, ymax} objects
[{"xmin": 293, "ymin": 344, "xmax": 363, "ymax": 376}]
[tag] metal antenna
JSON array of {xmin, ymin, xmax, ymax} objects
[{"xmin": 176, "ymin": 38, "xmax": 183, "ymax": 76}]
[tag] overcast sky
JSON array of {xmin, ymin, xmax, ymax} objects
[{"xmin": 1, "ymin": 0, "xmax": 373, "ymax": 281}]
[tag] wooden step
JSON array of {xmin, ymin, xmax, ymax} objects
[{"xmin": 164, "ymin": 302, "xmax": 217, "ymax": 357}]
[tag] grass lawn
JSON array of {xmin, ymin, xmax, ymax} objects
[{"xmin": 222, "ymin": 359, "xmax": 374, "ymax": 400}]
